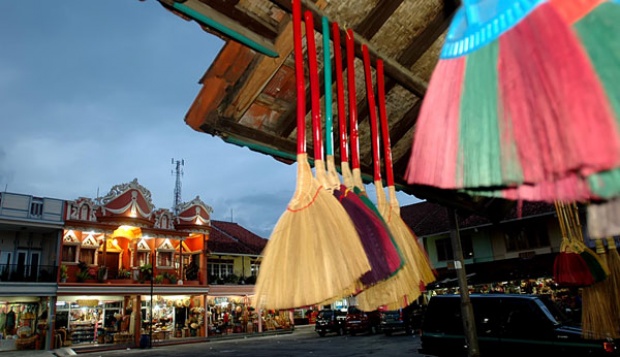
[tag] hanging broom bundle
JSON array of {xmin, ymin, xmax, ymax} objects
[
  {"xmin": 553, "ymin": 201, "xmax": 608, "ymax": 286},
  {"xmin": 581, "ymin": 238, "xmax": 620, "ymax": 340},
  {"xmin": 254, "ymin": 0, "xmax": 371, "ymax": 310},
  {"xmin": 405, "ymin": 0, "xmax": 620, "ymax": 202},
  {"xmin": 355, "ymin": 53, "xmax": 436, "ymax": 312},
  {"xmin": 309, "ymin": 15, "xmax": 402, "ymax": 291}
]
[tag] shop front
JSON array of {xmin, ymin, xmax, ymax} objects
[
  {"xmin": 0, "ymin": 296, "xmax": 53, "ymax": 352},
  {"xmin": 206, "ymin": 294, "xmax": 293, "ymax": 335},
  {"xmin": 56, "ymin": 283, "xmax": 209, "ymax": 349}
]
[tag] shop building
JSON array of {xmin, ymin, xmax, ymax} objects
[
  {"xmin": 56, "ymin": 179, "xmax": 211, "ymax": 350},
  {"xmin": 400, "ymin": 201, "xmax": 563, "ymax": 288},
  {"xmin": 205, "ymin": 220, "xmax": 293, "ymax": 334},
  {"xmin": 0, "ymin": 192, "xmax": 64, "ymax": 351}
]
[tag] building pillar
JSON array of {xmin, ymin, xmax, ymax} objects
[{"xmin": 46, "ymin": 296, "xmax": 56, "ymax": 350}]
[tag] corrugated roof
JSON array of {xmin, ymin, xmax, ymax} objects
[
  {"xmin": 400, "ymin": 201, "xmax": 556, "ymax": 237},
  {"xmin": 208, "ymin": 220, "xmax": 268, "ymax": 255}
]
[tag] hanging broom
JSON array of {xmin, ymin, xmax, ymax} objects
[
  {"xmin": 311, "ymin": 15, "xmax": 400, "ymax": 290},
  {"xmin": 404, "ymin": 0, "xmax": 620, "ymax": 201},
  {"xmin": 587, "ymin": 198, "xmax": 620, "ymax": 240},
  {"xmin": 581, "ymin": 239, "xmax": 620, "ymax": 339},
  {"xmin": 355, "ymin": 52, "xmax": 435, "ymax": 312},
  {"xmin": 605, "ymin": 237, "xmax": 620, "ymax": 326},
  {"xmin": 254, "ymin": 0, "xmax": 370, "ymax": 310},
  {"xmin": 548, "ymin": 0, "xmax": 620, "ymax": 200},
  {"xmin": 376, "ymin": 58, "xmax": 436, "ymax": 289}
]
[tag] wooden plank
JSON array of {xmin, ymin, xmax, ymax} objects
[
  {"xmin": 353, "ymin": 0, "xmax": 404, "ymax": 39},
  {"xmin": 222, "ymin": 1, "xmax": 328, "ymax": 121},
  {"xmin": 185, "ymin": 41, "xmax": 255, "ymax": 130}
]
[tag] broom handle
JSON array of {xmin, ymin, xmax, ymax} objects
[
  {"xmin": 333, "ymin": 22, "xmax": 348, "ymax": 164},
  {"xmin": 362, "ymin": 45, "xmax": 382, "ymax": 182},
  {"xmin": 322, "ymin": 17, "xmax": 334, "ymax": 157},
  {"xmin": 305, "ymin": 11, "xmax": 324, "ymax": 161},
  {"xmin": 293, "ymin": 0, "xmax": 306, "ymax": 155},
  {"xmin": 346, "ymin": 29, "xmax": 360, "ymax": 170},
  {"xmin": 377, "ymin": 59, "xmax": 395, "ymax": 187}
]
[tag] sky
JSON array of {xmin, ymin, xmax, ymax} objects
[{"xmin": 0, "ymin": 0, "xmax": 421, "ymax": 238}]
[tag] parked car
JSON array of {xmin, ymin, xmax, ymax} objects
[
  {"xmin": 315, "ymin": 308, "xmax": 346, "ymax": 337},
  {"xmin": 419, "ymin": 294, "xmax": 620, "ymax": 357},
  {"xmin": 345, "ymin": 306, "xmax": 381, "ymax": 335},
  {"xmin": 380, "ymin": 303, "xmax": 424, "ymax": 336}
]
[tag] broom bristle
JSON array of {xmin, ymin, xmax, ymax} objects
[
  {"xmin": 499, "ymin": 3, "xmax": 620, "ymax": 185},
  {"xmin": 255, "ymin": 155, "xmax": 371, "ymax": 310},
  {"xmin": 581, "ymin": 240, "xmax": 620, "ymax": 339},
  {"xmin": 605, "ymin": 237, "xmax": 620, "ymax": 327},
  {"xmin": 406, "ymin": 57, "xmax": 464, "ymax": 188},
  {"xmin": 549, "ymin": 0, "xmax": 606, "ymax": 23}
]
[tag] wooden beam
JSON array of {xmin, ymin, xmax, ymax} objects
[
  {"xmin": 161, "ymin": 0, "xmax": 279, "ymax": 57},
  {"xmin": 353, "ymin": 0, "xmax": 404, "ymax": 39},
  {"xmin": 272, "ymin": 0, "xmax": 428, "ymax": 97}
]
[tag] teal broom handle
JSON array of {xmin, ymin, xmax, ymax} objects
[{"xmin": 322, "ymin": 16, "xmax": 334, "ymax": 156}]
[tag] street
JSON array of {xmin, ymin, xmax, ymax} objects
[{"xmin": 77, "ymin": 326, "xmax": 425, "ymax": 357}]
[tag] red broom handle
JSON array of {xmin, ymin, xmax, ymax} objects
[
  {"xmin": 305, "ymin": 11, "xmax": 323, "ymax": 161},
  {"xmin": 293, "ymin": 0, "xmax": 306, "ymax": 155},
  {"xmin": 362, "ymin": 45, "xmax": 381, "ymax": 182},
  {"xmin": 332, "ymin": 22, "xmax": 348, "ymax": 164},
  {"xmin": 377, "ymin": 59, "xmax": 394, "ymax": 187},
  {"xmin": 346, "ymin": 29, "xmax": 360, "ymax": 169}
]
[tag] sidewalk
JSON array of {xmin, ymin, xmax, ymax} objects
[{"xmin": 0, "ymin": 325, "xmax": 313, "ymax": 357}]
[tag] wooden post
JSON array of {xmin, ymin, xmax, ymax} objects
[{"xmin": 447, "ymin": 207, "xmax": 480, "ymax": 357}]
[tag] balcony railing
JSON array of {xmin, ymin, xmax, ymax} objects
[{"xmin": 0, "ymin": 264, "xmax": 57, "ymax": 283}]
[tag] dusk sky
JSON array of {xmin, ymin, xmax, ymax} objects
[{"xmin": 0, "ymin": 0, "xmax": 421, "ymax": 238}]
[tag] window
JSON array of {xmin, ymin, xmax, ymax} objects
[
  {"xmin": 504, "ymin": 221, "xmax": 550, "ymax": 252},
  {"xmin": 137, "ymin": 252, "xmax": 150, "ymax": 266},
  {"xmin": 79, "ymin": 248, "xmax": 96, "ymax": 265},
  {"xmin": 62, "ymin": 245, "xmax": 77, "ymax": 262},
  {"xmin": 207, "ymin": 259, "xmax": 234, "ymax": 278},
  {"xmin": 157, "ymin": 251, "xmax": 173, "ymax": 267},
  {"xmin": 30, "ymin": 198, "xmax": 43, "ymax": 218},
  {"xmin": 251, "ymin": 261, "xmax": 261, "ymax": 277},
  {"xmin": 435, "ymin": 234, "xmax": 474, "ymax": 262}
]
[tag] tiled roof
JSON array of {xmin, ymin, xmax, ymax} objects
[
  {"xmin": 207, "ymin": 220, "xmax": 267, "ymax": 256},
  {"xmin": 400, "ymin": 200, "xmax": 555, "ymax": 237}
]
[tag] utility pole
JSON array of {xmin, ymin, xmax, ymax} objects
[
  {"xmin": 171, "ymin": 158, "xmax": 184, "ymax": 215},
  {"xmin": 447, "ymin": 207, "xmax": 480, "ymax": 357}
]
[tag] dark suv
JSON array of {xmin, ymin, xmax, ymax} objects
[
  {"xmin": 345, "ymin": 306, "xmax": 381, "ymax": 335},
  {"xmin": 315, "ymin": 309, "xmax": 346, "ymax": 337},
  {"xmin": 380, "ymin": 304, "xmax": 424, "ymax": 336},
  {"xmin": 420, "ymin": 294, "xmax": 620, "ymax": 357}
]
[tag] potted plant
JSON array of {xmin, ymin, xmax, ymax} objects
[
  {"xmin": 59, "ymin": 264, "xmax": 68, "ymax": 283},
  {"xmin": 164, "ymin": 272, "xmax": 178, "ymax": 284},
  {"xmin": 76, "ymin": 261, "xmax": 94, "ymax": 282},
  {"xmin": 139, "ymin": 263, "xmax": 153, "ymax": 283},
  {"xmin": 154, "ymin": 274, "xmax": 164, "ymax": 284},
  {"xmin": 117, "ymin": 268, "xmax": 132, "ymax": 279},
  {"xmin": 97, "ymin": 266, "xmax": 108, "ymax": 283}
]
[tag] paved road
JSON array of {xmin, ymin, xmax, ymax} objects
[
  {"xmin": 81, "ymin": 326, "xmax": 424, "ymax": 357},
  {"xmin": 1, "ymin": 326, "xmax": 427, "ymax": 357}
]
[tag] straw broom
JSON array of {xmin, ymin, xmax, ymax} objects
[
  {"xmin": 404, "ymin": 0, "xmax": 620, "ymax": 201},
  {"xmin": 307, "ymin": 15, "xmax": 398, "ymax": 297},
  {"xmin": 254, "ymin": 0, "xmax": 370, "ymax": 310},
  {"xmin": 605, "ymin": 237, "xmax": 620, "ymax": 329},
  {"xmin": 581, "ymin": 239, "xmax": 620, "ymax": 339},
  {"xmin": 355, "ymin": 53, "xmax": 434, "ymax": 312}
]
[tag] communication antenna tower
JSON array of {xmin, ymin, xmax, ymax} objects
[{"xmin": 171, "ymin": 158, "xmax": 185, "ymax": 215}]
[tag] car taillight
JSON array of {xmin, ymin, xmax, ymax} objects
[{"xmin": 603, "ymin": 341, "xmax": 616, "ymax": 353}]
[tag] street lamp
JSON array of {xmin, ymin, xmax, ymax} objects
[{"xmin": 150, "ymin": 249, "xmax": 154, "ymax": 348}]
